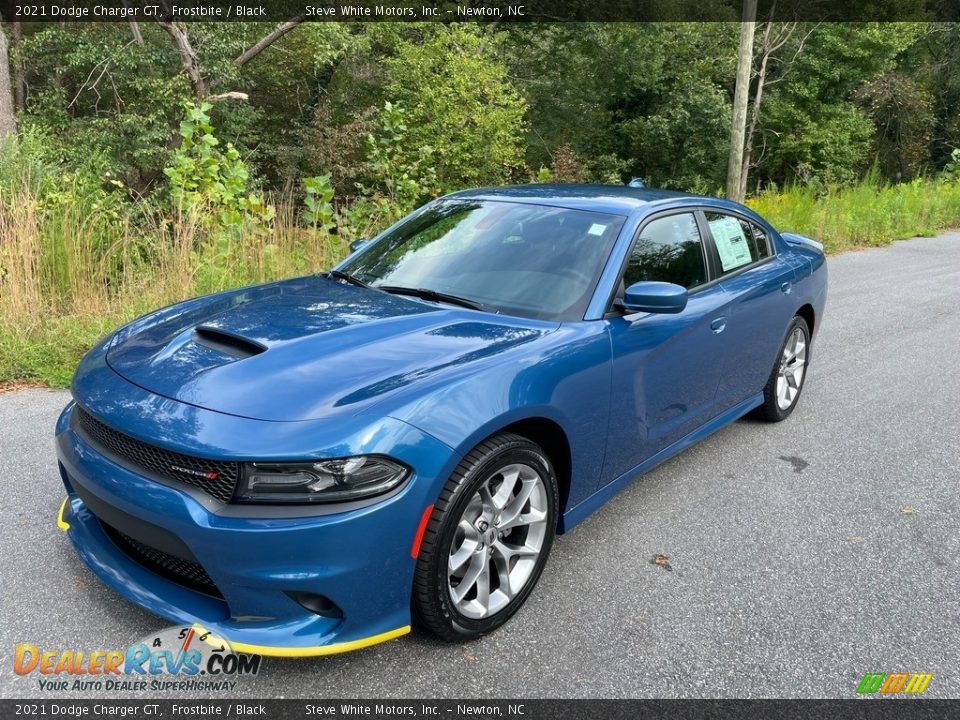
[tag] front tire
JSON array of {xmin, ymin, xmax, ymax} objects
[
  {"xmin": 756, "ymin": 315, "xmax": 810, "ymax": 422},
  {"xmin": 412, "ymin": 433, "xmax": 559, "ymax": 642}
]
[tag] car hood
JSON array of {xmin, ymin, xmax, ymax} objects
[{"xmin": 105, "ymin": 276, "xmax": 556, "ymax": 422}]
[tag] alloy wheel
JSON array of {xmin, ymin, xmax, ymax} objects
[
  {"xmin": 776, "ymin": 326, "xmax": 807, "ymax": 410},
  {"xmin": 446, "ymin": 463, "xmax": 548, "ymax": 620}
]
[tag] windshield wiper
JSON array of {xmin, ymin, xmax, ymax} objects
[
  {"xmin": 376, "ymin": 286, "xmax": 491, "ymax": 313},
  {"xmin": 327, "ymin": 269, "xmax": 371, "ymax": 288},
  {"xmin": 327, "ymin": 274, "xmax": 489, "ymax": 312}
]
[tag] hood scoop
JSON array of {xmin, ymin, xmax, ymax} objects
[{"xmin": 193, "ymin": 326, "xmax": 266, "ymax": 359}]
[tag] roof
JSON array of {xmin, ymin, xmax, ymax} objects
[{"xmin": 443, "ymin": 184, "xmax": 698, "ymax": 215}]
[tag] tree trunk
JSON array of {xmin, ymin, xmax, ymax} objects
[
  {"xmin": 128, "ymin": 20, "xmax": 144, "ymax": 45},
  {"xmin": 726, "ymin": 0, "xmax": 757, "ymax": 203},
  {"xmin": 11, "ymin": 21, "xmax": 24, "ymax": 109},
  {"xmin": 160, "ymin": 19, "xmax": 305, "ymax": 99},
  {"xmin": 158, "ymin": 22, "xmax": 206, "ymax": 98},
  {"xmin": 232, "ymin": 19, "xmax": 303, "ymax": 67},
  {"xmin": 739, "ymin": 20, "xmax": 775, "ymax": 200},
  {"xmin": 0, "ymin": 24, "xmax": 17, "ymax": 137}
]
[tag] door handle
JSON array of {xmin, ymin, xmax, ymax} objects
[
  {"xmin": 781, "ymin": 281, "xmax": 792, "ymax": 294},
  {"xmin": 710, "ymin": 317, "xmax": 727, "ymax": 334}
]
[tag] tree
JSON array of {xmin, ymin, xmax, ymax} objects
[
  {"xmin": 738, "ymin": 17, "xmax": 815, "ymax": 198},
  {"xmin": 0, "ymin": 21, "xmax": 15, "ymax": 137},
  {"xmin": 383, "ymin": 26, "xmax": 527, "ymax": 190},
  {"xmin": 502, "ymin": 23, "xmax": 739, "ymax": 190},
  {"xmin": 157, "ymin": 22, "xmax": 206, "ymax": 97},
  {"xmin": 759, "ymin": 23, "xmax": 923, "ymax": 186},
  {"xmin": 855, "ymin": 72, "xmax": 935, "ymax": 180},
  {"xmin": 5, "ymin": 20, "xmax": 950, "ymax": 199},
  {"xmin": 158, "ymin": 18, "xmax": 305, "ymax": 100},
  {"xmin": 726, "ymin": 0, "xmax": 757, "ymax": 202}
]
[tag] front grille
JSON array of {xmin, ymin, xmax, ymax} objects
[
  {"xmin": 100, "ymin": 521, "xmax": 224, "ymax": 599},
  {"xmin": 74, "ymin": 406, "xmax": 239, "ymax": 503}
]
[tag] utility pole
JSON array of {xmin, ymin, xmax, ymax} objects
[{"xmin": 726, "ymin": 0, "xmax": 757, "ymax": 203}]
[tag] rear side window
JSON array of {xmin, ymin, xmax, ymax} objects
[
  {"xmin": 624, "ymin": 213, "xmax": 707, "ymax": 290},
  {"xmin": 704, "ymin": 212, "xmax": 771, "ymax": 274}
]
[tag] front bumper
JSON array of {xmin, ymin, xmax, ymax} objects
[{"xmin": 55, "ymin": 400, "xmax": 457, "ymax": 657}]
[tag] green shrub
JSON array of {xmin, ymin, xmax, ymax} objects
[
  {"xmin": 164, "ymin": 102, "xmax": 275, "ymax": 230},
  {"xmin": 303, "ymin": 174, "xmax": 336, "ymax": 232}
]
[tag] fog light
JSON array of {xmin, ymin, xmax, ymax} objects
[{"xmin": 285, "ymin": 591, "xmax": 343, "ymax": 620}]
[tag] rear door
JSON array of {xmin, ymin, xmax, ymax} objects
[
  {"xmin": 701, "ymin": 211, "xmax": 798, "ymax": 409},
  {"xmin": 602, "ymin": 211, "xmax": 732, "ymax": 483}
]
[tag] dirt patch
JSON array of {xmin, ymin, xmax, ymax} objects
[{"xmin": 0, "ymin": 380, "xmax": 51, "ymax": 394}]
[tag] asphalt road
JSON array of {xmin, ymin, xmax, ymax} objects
[{"xmin": 2, "ymin": 233, "xmax": 959, "ymax": 699}]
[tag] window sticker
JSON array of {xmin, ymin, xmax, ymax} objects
[
  {"xmin": 709, "ymin": 216, "xmax": 752, "ymax": 272},
  {"xmin": 587, "ymin": 223, "xmax": 608, "ymax": 236}
]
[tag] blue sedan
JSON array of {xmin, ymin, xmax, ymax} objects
[{"xmin": 55, "ymin": 185, "xmax": 827, "ymax": 655}]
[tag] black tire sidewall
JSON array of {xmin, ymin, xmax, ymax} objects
[
  {"xmin": 423, "ymin": 439, "xmax": 559, "ymax": 639},
  {"xmin": 763, "ymin": 315, "xmax": 811, "ymax": 421}
]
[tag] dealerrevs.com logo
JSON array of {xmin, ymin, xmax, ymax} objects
[
  {"xmin": 856, "ymin": 672, "xmax": 933, "ymax": 695},
  {"xmin": 14, "ymin": 626, "xmax": 261, "ymax": 693}
]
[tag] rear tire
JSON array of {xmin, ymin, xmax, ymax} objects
[
  {"xmin": 755, "ymin": 315, "xmax": 810, "ymax": 422},
  {"xmin": 412, "ymin": 432, "xmax": 559, "ymax": 642}
]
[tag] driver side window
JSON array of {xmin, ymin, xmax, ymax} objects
[{"xmin": 624, "ymin": 213, "xmax": 707, "ymax": 290}]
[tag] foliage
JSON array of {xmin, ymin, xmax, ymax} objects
[
  {"xmin": 941, "ymin": 149, "xmax": 960, "ymax": 182},
  {"xmin": 300, "ymin": 105, "xmax": 378, "ymax": 197},
  {"xmin": 5, "ymin": 20, "xmax": 960, "ymax": 386},
  {"xmin": 358, "ymin": 102, "xmax": 439, "ymax": 213},
  {"xmin": 548, "ymin": 145, "xmax": 588, "ymax": 183},
  {"xmin": 302, "ymin": 174, "xmax": 336, "ymax": 231},
  {"xmin": 300, "ymin": 102, "xmax": 440, "ymax": 243},
  {"xmin": 922, "ymin": 24, "xmax": 960, "ymax": 167},
  {"xmin": 763, "ymin": 101, "xmax": 875, "ymax": 186},
  {"xmin": 11, "ymin": 21, "xmax": 960, "ymax": 197},
  {"xmin": 622, "ymin": 77, "xmax": 732, "ymax": 193},
  {"xmin": 502, "ymin": 23, "xmax": 738, "ymax": 190},
  {"xmin": 382, "ymin": 26, "xmax": 527, "ymax": 190},
  {"xmin": 855, "ymin": 72, "xmax": 935, "ymax": 181},
  {"xmin": 16, "ymin": 24, "xmax": 190, "ymax": 191},
  {"xmin": 164, "ymin": 102, "xmax": 275, "ymax": 229},
  {"xmin": 0, "ymin": 133, "xmax": 347, "ymax": 387},
  {"xmin": 757, "ymin": 23, "xmax": 925, "ymax": 187}
]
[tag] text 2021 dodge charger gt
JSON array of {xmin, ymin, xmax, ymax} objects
[{"xmin": 55, "ymin": 185, "xmax": 827, "ymax": 655}]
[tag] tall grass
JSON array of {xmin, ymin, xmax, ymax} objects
[
  {"xmin": 0, "ymin": 138, "xmax": 349, "ymax": 386},
  {"xmin": 748, "ymin": 174, "xmax": 960, "ymax": 252},
  {"xmin": 3, "ymin": 139, "xmax": 960, "ymax": 387}
]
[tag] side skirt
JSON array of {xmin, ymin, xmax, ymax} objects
[{"xmin": 559, "ymin": 393, "xmax": 763, "ymax": 533}]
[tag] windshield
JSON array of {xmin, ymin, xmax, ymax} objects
[{"xmin": 341, "ymin": 200, "xmax": 625, "ymax": 321}]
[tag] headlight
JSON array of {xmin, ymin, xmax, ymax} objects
[{"xmin": 236, "ymin": 456, "xmax": 409, "ymax": 504}]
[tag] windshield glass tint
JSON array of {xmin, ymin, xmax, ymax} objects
[{"xmin": 342, "ymin": 200, "xmax": 625, "ymax": 321}]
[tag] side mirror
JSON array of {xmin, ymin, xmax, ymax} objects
[
  {"xmin": 349, "ymin": 239, "xmax": 370, "ymax": 253},
  {"xmin": 619, "ymin": 281, "xmax": 688, "ymax": 314}
]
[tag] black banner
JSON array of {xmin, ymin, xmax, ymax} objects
[
  {"xmin": 1, "ymin": 0, "xmax": 958, "ymax": 23},
  {"xmin": 1, "ymin": 700, "xmax": 959, "ymax": 720}
]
